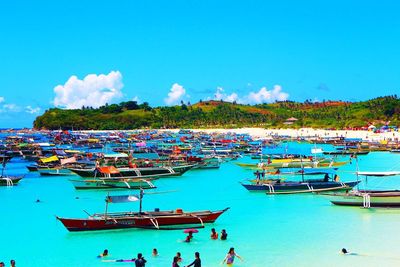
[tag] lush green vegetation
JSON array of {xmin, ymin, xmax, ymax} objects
[{"xmin": 33, "ymin": 96, "xmax": 400, "ymax": 130}]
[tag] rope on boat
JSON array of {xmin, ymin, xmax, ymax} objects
[
  {"xmin": 306, "ymin": 183, "xmax": 313, "ymax": 192},
  {"xmin": 166, "ymin": 167, "xmax": 175, "ymax": 174},
  {"xmin": 188, "ymin": 213, "xmax": 204, "ymax": 227},
  {"xmin": 362, "ymin": 194, "xmax": 371, "ymax": 208},
  {"xmin": 149, "ymin": 218, "xmax": 159, "ymax": 229},
  {"xmin": 266, "ymin": 184, "xmax": 275, "ymax": 194},
  {"xmin": 123, "ymin": 181, "xmax": 131, "ymax": 189},
  {"xmin": 134, "ymin": 168, "xmax": 141, "ymax": 176}
]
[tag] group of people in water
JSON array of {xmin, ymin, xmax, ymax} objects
[
  {"xmin": 210, "ymin": 228, "xmax": 228, "ymax": 240},
  {"xmin": 0, "ymin": 260, "xmax": 16, "ymax": 267},
  {"xmin": 99, "ymin": 249, "xmax": 202, "ymax": 267},
  {"xmin": 185, "ymin": 228, "xmax": 228, "ymax": 242},
  {"xmin": 98, "ymin": 246, "xmax": 243, "ymax": 266},
  {"xmin": 96, "ymin": 228, "xmax": 243, "ymax": 266}
]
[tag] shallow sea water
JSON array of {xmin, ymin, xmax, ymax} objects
[{"xmin": 1, "ymin": 144, "xmax": 400, "ymax": 266}]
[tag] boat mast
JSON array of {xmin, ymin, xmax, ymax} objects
[
  {"xmin": 105, "ymin": 192, "xmax": 110, "ymax": 218},
  {"xmin": 139, "ymin": 188, "xmax": 144, "ymax": 214},
  {"xmin": 355, "ymin": 154, "xmax": 360, "ymax": 189},
  {"xmin": 300, "ymin": 154, "xmax": 304, "ymax": 182}
]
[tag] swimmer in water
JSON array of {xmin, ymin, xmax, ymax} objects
[
  {"xmin": 341, "ymin": 248, "xmax": 358, "ymax": 256},
  {"xmin": 221, "ymin": 229, "xmax": 228, "ymax": 240},
  {"xmin": 152, "ymin": 248, "xmax": 158, "ymax": 257},
  {"xmin": 185, "ymin": 232, "xmax": 193, "ymax": 242},
  {"xmin": 210, "ymin": 228, "xmax": 218, "ymax": 240},
  {"xmin": 98, "ymin": 249, "xmax": 109, "ymax": 258}
]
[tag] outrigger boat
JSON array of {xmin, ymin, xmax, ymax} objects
[
  {"xmin": 0, "ymin": 158, "xmax": 23, "ymax": 186},
  {"xmin": 241, "ymin": 168, "xmax": 360, "ymax": 194},
  {"xmin": 69, "ymin": 164, "xmax": 194, "ymax": 178},
  {"xmin": 241, "ymin": 178, "xmax": 360, "ymax": 194},
  {"xmin": 236, "ymin": 159, "xmax": 348, "ymax": 170},
  {"xmin": 0, "ymin": 176, "xmax": 23, "ymax": 186},
  {"xmin": 324, "ymin": 190, "xmax": 400, "ymax": 208},
  {"xmin": 69, "ymin": 166, "xmax": 158, "ymax": 190},
  {"xmin": 70, "ymin": 178, "xmax": 156, "ymax": 190},
  {"xmin": 57, "ymin": 190, "xmax": 229, "ymax": 231}
]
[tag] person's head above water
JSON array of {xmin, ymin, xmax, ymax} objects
[
  {"xmin": 341, "ymin": 248, "xmax": 348, "ymax": 254},
  {"xmin": 137, "ymin": 253, "xmax": 143, "ymax": 259},
  {"xmin": 228, "ymin": 247, "xmax": 235, "ymax": 254},
  {"xmin": 195, "ymin": 252, "xmax": 200, "ymax": 258},
  {"xmin": 103, "ymin": 249, "xmax": 108, "ymax": 256}
]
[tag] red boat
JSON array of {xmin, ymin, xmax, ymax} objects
[{"xmin": 57, "ymin": 191, "xmax": 229, "ymax": 231}]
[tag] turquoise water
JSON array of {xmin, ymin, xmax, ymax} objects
[{"xmin": 2, "ymin": 147, "xmax": 400, "ymax": 266}]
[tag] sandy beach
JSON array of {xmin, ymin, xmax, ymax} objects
[{"xmin": 164, "ymin": 128, "xmax": 400, "ymax": 141}]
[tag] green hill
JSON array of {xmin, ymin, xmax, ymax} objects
[{"xmin": 33, "ymin": 96, "xmax": 400, "ymax": 130}]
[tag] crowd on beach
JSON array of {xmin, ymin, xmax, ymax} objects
[{"xmin": 97, "ymin": 228, "xmax": 243, "ymax": 266}]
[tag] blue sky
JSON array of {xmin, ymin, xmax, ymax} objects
[{"xmin": 1, "ymin": 0, "xmax": 400, "ymax": 127}]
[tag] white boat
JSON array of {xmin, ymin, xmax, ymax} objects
[{"xmin": 323, "ymin": 190, "xmax": 400, "ymax": 208}]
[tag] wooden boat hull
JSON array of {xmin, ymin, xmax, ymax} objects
[
  {"xmin": 69, "ymin": 164, "xmax": 194, "ymax": 178},
  {"xmin": 57, "ymin": 208, "xmax": 229, "ymax": 231},
  {"xmin": 70, "ymin": 179, "xmax": 156, "ymax": 190},
  {"xmin": 241, "ymin": 181, "xmax": 360, "ymax": 194}
]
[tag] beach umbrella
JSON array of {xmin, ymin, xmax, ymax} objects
[{"xmin": 183, "ymin": 228, "xmax": 199, "ymax": 233}]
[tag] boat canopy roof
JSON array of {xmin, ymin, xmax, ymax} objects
[
  {"xmin": 106, "ymin": 194, "xmax": 139, "ymax": 203},
  {"xmin": 103, "ymin": 153, "xmax": 129, "ymax": 158}
]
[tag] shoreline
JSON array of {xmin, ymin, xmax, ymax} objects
[
  {"xmin": 161, "ymin": 128, "xmax": 400, "ymax": 141},
  {"xmin": 4, "ymin": 127, "xmax": 399, "ymax": 141}
]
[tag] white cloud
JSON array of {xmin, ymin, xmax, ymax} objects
[
  {"xmin": 3, "ymin": 104, "xmax": 21, "ymax": 112},
  {"xmin": 53, "ymin": 71, "xmax": 123, "ymax": 109},
  {"xmin": 164, "ymin": 83, "xmax": 186, "ymax": 105},
  {"xmin": 208, "ymin": 84, "xmax": 289, "ymax": 104},
  {"xmin": 25, "ymin": 106, "xmax": 41, "ymax": 114},
  {"xmin": 247, "ymin": 85, "xmax": 289, "ymax": 104},
  {"xmin": 0, "ymin": 97, "xmax": 4, "ymax": 103},
  {"xmin": 0, "ymin": 103, "xmax": 22, "ymax": 113},
  {"xmin": 214, "ymin": 87, "xmax": 239, "ymax": 102},
  {"xmin": 132, "ymin": 96, "xmax": 140, "ymax": 102}
]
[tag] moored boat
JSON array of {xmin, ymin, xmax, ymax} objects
[
  {"xmin": 70, "ymin": 178, "xmax": 156, "ymax": 190},
  {"xmin": 323, "ymin": 190, "xmax": 400, "ymax": 208},
  {"xmin": 57, "ymin": 191, "xmax": 229, "ymax": 231},
  {"xmin": 241, "ymin": 180, "xmax": 360, "ymax": 194},
  {"xmin": 0, "ymin": 176, "xmax": 23, "ymax": 186},
  {"xmin": 69, "ymin": 164, "xmax": 195, "ymax": 178}
]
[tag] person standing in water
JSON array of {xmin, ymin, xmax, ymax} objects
[
  {"xmin": 185, "ymin": 252, "xmax": 201, "ymax": 267},
  {"xmin": 221, "ymin": 229, "xmax": 228, "ymax": 240},
  {"xmin": 210, "ymin": 228, "xmax": 218, "ymax": 239},
  {"xmin": 152, "ymin": 248, "xmax": 158, "ymax": 257},
  {"xmin": 172, "ymin": 256, "xmax": 180, "ymax": 267},
  {"xmin": 222, "ymin": 247, "xmax": 243, "ymax": 265},
  {"xmin": 185, "ymin": 231, "xmax": 193, "ymax": 242},
  {"xmin": 135, "ymin": 253, "xmax": 146, "ymax": 267}
]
